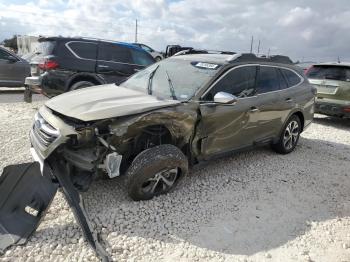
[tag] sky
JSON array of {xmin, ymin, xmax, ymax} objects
[{"xmin": 0, "ymin": 0, "xmax": 349, "ymax": 62}]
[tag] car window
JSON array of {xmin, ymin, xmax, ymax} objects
[
  {"xmin": 306, "ymin": 65, "xmax": 350, "ymax": 82},
  {"xmin": 0, "ymin": 49, "xmax": 10, "ymax": 60},
  {"xmin": 68, "ymin": 42, "xmax": 97, "ymax": 60},
  {"xmin": 98, "ymin": 43, "xmax": 132, "ymax": 64},
  {"xmin": 256, "ymin": 66, "xmax": 280, "ymax": 94},
  {"xmin": 130, "ymin": 48, "xmax": 155, "ymax": 66},
  {"xmin": 277, "ymin": 69, "xmax": 288, "ymax": 89},
  {"xmin": 206, "ymin": 66, "xmax": 257, "ymax": 100},
  {"xmin": 281, "ymin": 68, "xmax": 302, "ymax": 87},
  {"xmin": 141, "ymin": 44, "xmax": 153, "ymax": 52},
  {"xmin": 121, "ymin": 59, "xmax": 220, "ymax": 101}
]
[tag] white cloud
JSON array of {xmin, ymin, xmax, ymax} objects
[
  {"xmin": 0, "ymin": 0, "xmax": 349, "ymax": 62},
  {"xmin": 279, "ymin": 7, "xmax": 315, "ymax": 27}
]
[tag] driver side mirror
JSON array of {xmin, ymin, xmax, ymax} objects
[{"xmin": 214, "ymin": 92, "xmax": 238, "ymax": 104}]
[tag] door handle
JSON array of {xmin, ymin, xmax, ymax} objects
[
  {"xmin": 250, "ymin": 107, "xmax": 259, "ymax": 112},
  {"xmin": 98, "ymin": 65, "xmax": 109, "ymax": 68},
  {"xmin": 285, "ymin": 98, "xmax": 293, "ymax": 103}
]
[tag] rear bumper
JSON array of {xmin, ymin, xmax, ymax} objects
[
  {"xmin": 25, "ymin": 76, "xmax": 42, "ymax": 86},
  {"xmin": 315, "ymin": 100, "xmax": 350, "ymax": 118}
]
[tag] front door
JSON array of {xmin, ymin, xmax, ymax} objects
[
  {"xmin": 198, "ymin": 65, "xmax": 259, "ymax": 157},
  {"xmin": 0, "ymin": 49, "xmax": 26, "ymax": 87}
]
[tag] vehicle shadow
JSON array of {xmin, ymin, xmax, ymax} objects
[
  {"xmin": 77, "ymin": 135, "xmax": 350, "ymax": 257},
  {"xmin": 313, "ymin": 114, "xmax": 350, "ymax": 131}
]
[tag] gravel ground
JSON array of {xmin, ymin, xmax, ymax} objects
[
  {"xmin": 0, "ymin": 89, "xmax": 47, "ymax": 103},
  {"xmin": 0, "ymin": 101, "xmax": 350, "ymax": 262}
]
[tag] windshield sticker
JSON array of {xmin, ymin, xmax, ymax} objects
[{"xmin": 193, "ymin": 62, "xmax": 220, "ymax": 70}]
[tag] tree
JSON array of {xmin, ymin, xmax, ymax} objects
[{"xmin": 2, "ymin": 35, "xmax": 18, "ymax": 52}]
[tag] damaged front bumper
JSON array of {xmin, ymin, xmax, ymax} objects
[{"xmin": 0, "ymin": 158, "xmax": 110, "ymax": 261}]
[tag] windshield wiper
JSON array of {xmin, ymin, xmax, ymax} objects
[
  {"xmin": 165, "ymin": 70, "xmax": 177, "ymax": 100},
  {"xmin": 147, "ymin": 65, "xmax": 160, "ymax": 95}
]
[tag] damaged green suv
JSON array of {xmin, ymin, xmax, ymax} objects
[
  {"xmin": 30, "ymin": 53, "xmax": 315, "ymax": 201},
  {"xmin": 0, "ymin": 53, "xmax": 315, "ymax": 259}
]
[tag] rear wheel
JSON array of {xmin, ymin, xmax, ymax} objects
[
  {"xmin": 155, "ymin": 56, "xmax": 162, "ymax": 62},
  {"xmin": 70, "ymin": 81, "xmax": 95, "ymax": 91},
  {"xmin": 272, "ymin": 115, "xmax": 301, "ymax": 154},
  {"xmin": 126, "ymin": 144, "xmax": 188, "ymax": 201}
]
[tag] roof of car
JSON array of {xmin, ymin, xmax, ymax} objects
[
  {"xmin": 38, "ymin": 36, "xmax": 142, "ymax": 50},
  {"xmin": 313, "ymin": 62, "xmax": 350, "ymax": 67},
  {"xmin": 171, "ymin": 53, "xmax": 233, "ymax": 64},
  {"xmin": 170, "ymin": 53, "xmax": 295, "ymax": 66}
]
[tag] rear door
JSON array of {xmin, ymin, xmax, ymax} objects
[
  {"xmin": 198, "ymin": 65, "xmax": 259, "ymax": 157},
  {"xmin": 253, "ymin": 66, "xmax": 286, "ymax": 142},
  {"xmin": 97, "ymin": 43, "xmax": 136, "ymax": 84},
  {"xmin": 63, "ymin": 41, "xmax": 97, "ymax": 72},
  {"xmin": 279, "ymin": 67, "xmax": 305, "ymax": 115}
]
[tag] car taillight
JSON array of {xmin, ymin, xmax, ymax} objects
[
  {"xmin": 343, "ymin": 107, "xmax": 350, "ymax": 113},
  {"xmin": 38, "ymin": 60, "xmax": 59, "ymax": 70},
  {"xmin": 304, "ymin": 65, "xmax": 313, "ymax": 75}
]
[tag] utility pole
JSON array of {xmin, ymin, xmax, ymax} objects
[
  {"xmin": 135, "ymin": 19, "xmax": 138, "ymax": 43},
  {"xmin": 250, "ymin": 35, "xmax": 254, "ymax": 53},
  {"xmin": 257, "ymin": 40, "xmax": 260, "ymax": 55},
  {"xmin": 267, "ymin": 48, "xmax": 271, "ymax": 57}
]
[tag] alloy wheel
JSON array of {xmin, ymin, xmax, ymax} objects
[
  {"xmin": 141, "ymin": 168, "xmax": 179, "ymax": 195},
  {"xmin": 283, "ymin": 120, "xmax": 300, "ymax": 150}
]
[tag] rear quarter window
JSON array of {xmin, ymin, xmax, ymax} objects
[
  {"xmin": 67, "ymin": 42, "xmax": 97, "ymax": 60},
  {"xmin": 281, "ymin": 68, "xmax": 302, "ymax": 87}
]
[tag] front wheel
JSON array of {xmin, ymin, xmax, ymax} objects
[
  {"xmin": 272, "ymin": 115, "xmax": 301, "ymax": 154},
  {"xmin": 126, "ymin": 144, "xmax": 188, "ymax": 201}
]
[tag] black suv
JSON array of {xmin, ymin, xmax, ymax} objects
[{"xmin": 25, "ymin": 37, "xmax": 155, "ymax": 96}]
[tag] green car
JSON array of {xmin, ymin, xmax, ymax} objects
[
  {"xmin": 0, "ymin": 52, "xmax": 316, "ymax": 258},
  {"xmin": 306, "ymin": 62, "xmax": 350, "ymax": 118},
  {"xmin": 28, "ymin": 53, "xmax": 315, "ymax": 200}
]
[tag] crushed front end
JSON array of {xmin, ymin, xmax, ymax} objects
[{"xmin": 0, "ymin": 106, "xmax": 111, "ymax": 261}]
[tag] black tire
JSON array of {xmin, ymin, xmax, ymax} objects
[
  {"xmin": 70, "ymin": 81, "xmax": 95, "ymax": 91},
  {"xmin": 155, "ymin": 56, "xmax": 162, "ymax": 62},
  {"xmin": 126, "ymin": 144, "xmax": 188, "ymax": 201},
  {"xmin": 272, "ymin": 115, "xmax": 302, "ymax": 154}
]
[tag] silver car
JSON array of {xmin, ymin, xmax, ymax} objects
[{"xmin": 0, "ymin": 46, "xmax": 30, "ymax": 87}]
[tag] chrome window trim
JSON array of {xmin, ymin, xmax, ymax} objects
[
  {"xmin": 201, "ymin": 64, "xmax": 304, "ymax": 100},
  {"xmin": 65, "ymin": 41, "xmax": 146, "ymax": 67}
]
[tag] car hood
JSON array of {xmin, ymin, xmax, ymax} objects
[{"xmin": 45, "ymin": 84, "xmax": 180, "ymax": 121}]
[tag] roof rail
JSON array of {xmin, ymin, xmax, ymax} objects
[
  {"xmin": 226, "ymin": 53, "xmax": 293, "ymax": 64},
  {"xmin": 174, "ymin": 49, "xmax": 236, "ymax": 56},
  {"xmin": 165, "ymin": 44, "xmax": 236, "ymax": 58}
]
